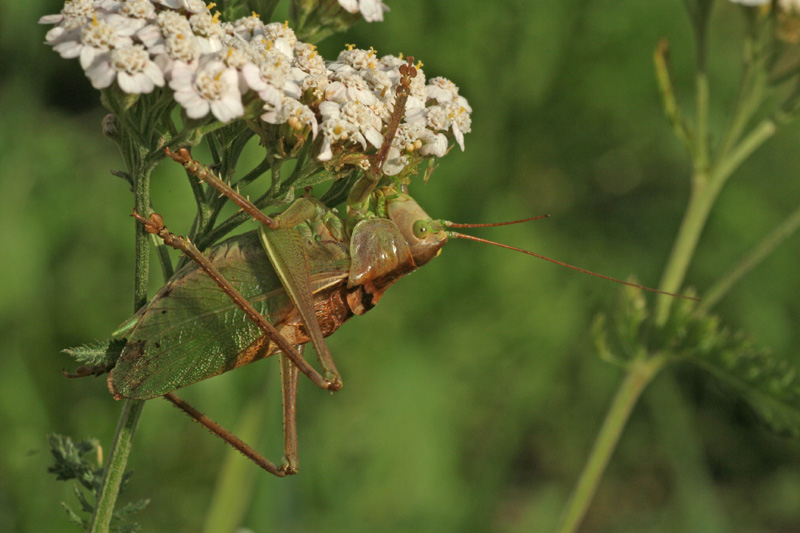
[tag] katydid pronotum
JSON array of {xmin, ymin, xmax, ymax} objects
[{"xmin": 79, "ymin": 59, "xmax": 694, "ymax": 477}]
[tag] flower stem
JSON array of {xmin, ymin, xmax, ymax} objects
[
  {"xmin": 655, "ymin": 171, "xmax": 720, "ymax": 323},
  {"xmin": 655, "ymin": 118, "xmax": 775, "ymax": 324},
  {"xmin": 695, "ymin": 70, "xmax": 710, "ymax": 170},
  {"xmin": 556, "ymin": 355, "xmax": 667, "ymax": 533},
  {"xmin": 88, "ymin": 145, "xmax": 153, "ymax": 533},
  {"xmin": 88, "ymin": 400, "xmax": 145, "ymax": 532}
]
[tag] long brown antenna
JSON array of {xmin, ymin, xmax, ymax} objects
[
  {"xmin": 448, "ymin": 232, "xmax": 699, "ymax": 301},
  {"xmin": 444, "ymin": 215, "xmax": 550, "ymax": 228}
]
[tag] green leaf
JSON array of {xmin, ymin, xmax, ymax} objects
[
  {"xmin": 688, "ymin": 327, "xmax": 800, "ymax": 438},
  {"xmin": 320, "ymin": 170, "xmax": 360, "ymax": 208},
  {"xmin": 291, "ymin": 168, "xmax": 337, "ymax": 189},
  {"xmin": 591, "ymin": 282, "xmax": 653, "ymax": 365},
  {"xmin": 62, "ymin": 338, "xmax": 126, "ymax": 371},
  {"xmin": 47, "ymin": 435, "xmax": 101, "ymax": 490},
  {"xmin": 60, "ymin": 502, "xmax": 87, "ymax": 529},
  {"xmin": 47, "ymin": 435, "xmax": 148, "ymax": 532},
  {"xmin": 594, "ymin": 285, "xmax": 800, "ymax": 438}
]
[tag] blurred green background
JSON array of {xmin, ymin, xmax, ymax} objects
[{"xmin": 4, "ymin": 0, "xmax": 800, "ymax": 531}]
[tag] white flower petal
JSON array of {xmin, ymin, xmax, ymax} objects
[
  {"xmin": 211, "ymin": 96, "xmax": 244, "ymax": 123},
  {"xmin": 39, "ymin": 14, "xmax": 64, "ymax": 24},
  {"xmin": 79, "ymin": 46, "xmax": 98, "ymax": 70},
  {"xmin": 281, "ymin": 79, "xmax": 302, "ymax": 99},
  {"xmin": 419, "ymin": 133, "xmax": 448, "ymax": 157},
  {"xmin": 404, "ymin": 107, "xmax": 426, "ymax": 125},
  {"xmin": 120, "ymin": 71, "xmax": 152, "ymax": 93},
  {"xmin": 143, "ymin": 62, "xmax": 165, "ymax": 87},
  {"xmin": 359, "ymin": 0, "xmax": 389, "ymax": 22},
  {"xmin": 382, "ymin": 146, "xmax": 406, "ymax": 175},
  {"xmin": 86, "ymin": 60, "xmax": 116, "ymax": 89},
  {"xmin": 364, "ymin": 128, "xmax": 383, "ymax": 149},
  {"xmin": 239, "ymin": 62, "xmax": 267, "ymax": 93},
  {"xmin": 337, "ymin": 0, "xmax": 359, "ymax": 13},
  {"xmin": 137, "ymin": 24, "xmax": 163, "ymax": 48},
  {"xmin": 54, "ymin": 40, "xmax": 82, "ymax": 59},
  {"xmin": 317, "ymin": 137, "xmax": 333, "ymax": 161},
  {"xmin": 169, "ymin": 62, "xmax": 195, "ymax": 90},
  {"xmin": 452, "ymin": 121, "xmax": 465, "ymax": 151},
  {"xmin": 319, "ymin": 101, "xmax": 340, "ymax": 117},
  {"xmin": 155, "ymin": 0, "xmax": 183, "ymax": 8},
  {"xmin": 183, "ymin": 97, "xmax": 210, "ymax": 118}
]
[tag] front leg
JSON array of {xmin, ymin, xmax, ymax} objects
[{"xmin": 166, "ymin": 147, "xmax": 282, "ymax": 231}]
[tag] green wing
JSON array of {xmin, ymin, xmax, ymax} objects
[{"xmin": 109, "ymin": 230, "xmax": 348, "ymax": 399}]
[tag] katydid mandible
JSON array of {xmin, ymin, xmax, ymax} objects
[{"xmin": 102, "ymin": 59, "xmax": 694, "ymax": 477}]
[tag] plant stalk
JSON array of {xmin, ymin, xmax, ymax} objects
[
  {"xmin": 556, "ymin": 355, "xmax": 667, "ymax": 533},
  {"xmin": 88, "ymin": 146, "xmax": 152, "ymax": 532},
  {"xmin": 655, "ymin": 171, "xmax": 719, "ymax": 324},
  {"xmin": 656, "ymin": 118, "xmax": 775, "ymax": 324}
]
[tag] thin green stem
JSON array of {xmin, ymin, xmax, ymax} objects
[
  {"xmin": 655, "ymin": 173, "xmax": 719, "ymax": 323},
  {"xmin": 713, "ymin": 117, "xmax": 776, "ymax": 185},
  {"xmin": 88, "ymin": 400, "xmax": 145, "ymax": 532},
  {"xmin": 695, "ymin": 71, "xmax": 710, "ymax": 170},
  {"xmin": 235, "ymin": 156, "xmax": 272, "ymax": 190},
  {"xmin": 88, "ymin": 144, "xmax": 153, "ymax": 532},
  {"xmin": 699, "ymin": 202, "xmax": 800, "ymax": 314},
  {"xmin": 654, "ymin": 1, "xmax": 778, "ymax": 324},
  {"xmin": 692, "ymin": 0, "xmax": 711, "ymax": 171},
  {"xmin": 717, "ymin": 33, "xmax": 758, "ymax": 160},
  {"xmin": 556, "ymin": 355, "xmax": 668, "ymax": 533},
  {"xmin": 152, "ymin": 236, "xmax": 175, "ymax": 282},
  {"xmin": 655, "ymin": 118, "xmax": 775, "ymax": 324}
]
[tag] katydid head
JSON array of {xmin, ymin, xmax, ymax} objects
[{"xmin": 385, "ymin": 193, "xmax": 449, "ymax": 267}]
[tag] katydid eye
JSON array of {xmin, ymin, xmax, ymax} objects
[{"xmin": 413, "ymin": 220, "xmax": 431, "ymax": 239}]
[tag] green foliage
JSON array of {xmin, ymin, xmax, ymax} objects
[
  {"xmin": 47, "ymin": 435, "xmax": 149, "ymax": 532},
  {"xmin": 690, "ymin": 326, "xmax": 800, "ymax": 438},
  {"xmin": 62, "ymin": 339, "xmax": 126, "ymax": 373},
  {"xmin": 594, "ymin": 285, "xmax": 800, "ymax": 438}
]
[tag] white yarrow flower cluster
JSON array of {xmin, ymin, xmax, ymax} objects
[
  {"xmin": 41, "ymin": 0, "xmax": 469, "ymax": 177},
  {"xmin": 314, "ymin": 47, "xmax": 472, "ymax": 174}
]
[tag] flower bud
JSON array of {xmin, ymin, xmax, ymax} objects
[{"xmin": 102, "ymin": 114, "xmax": 121, "ymax": 143}]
